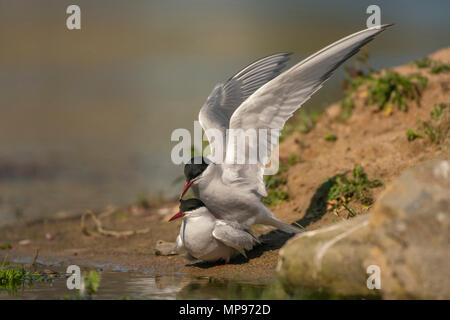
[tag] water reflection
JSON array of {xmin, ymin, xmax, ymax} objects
[{"xmin": 0, "ymin": 271, "xmax": 272, "ymax": 300}]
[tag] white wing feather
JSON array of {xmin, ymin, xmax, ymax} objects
[
  {"xmin": 199, "ymin": 53, "xmax": 291, "ymax": 162},
  {"xmin": 223, "ymin": 25, "xmax": 392, "ymax": 195}
]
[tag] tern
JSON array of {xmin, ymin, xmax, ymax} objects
[
  {"xmin": 169, "ymin": 199, "xmax": 260, "ymax": 263},
  {"xmin": 179, "ymin": 25, "xmax": 392, "ymax": 233}
]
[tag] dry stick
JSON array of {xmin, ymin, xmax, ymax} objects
[
  {"xmin": 97, "ymin": 205, "xmax": 118, "ymax": 219},
  {"xmin": 81, "ymin": 210, "xmax": 150, "ymax": 238},
  {"xmin": 30, "ymin": 248, "xmax": 39, "ymax": 272}
]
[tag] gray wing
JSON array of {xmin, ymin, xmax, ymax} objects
[
  {"xmin": 223, "ymin": 25, "xmax": 392, "ymax": 195},
  {"xmin": 212, "ymin": 220, "xmax": 260, "ymax": 258},
  {"xmin": 199, "ymin": 53, "xmax": 291, "ymax": 162}
]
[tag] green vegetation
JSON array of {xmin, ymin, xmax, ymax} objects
[
  {"xmin": 421, "ymin": 120, "xmax": 441, "ymax": 143},
  {"xmin": 413, "ymin": 57, "xmax": 433, "ymax": 69},
  {"xmin": 341, "ymin": 52, "xmax": 429, "ymax": 118},
  {"xmin": 431, "ymin": 103, "xmax": 447, "ymax": 120},
  {"xmin": 324, "ymin": 132, "xmax": 337, "ymax": 142},
  {"xmin": 287, "ymin": 155, "xmax": 303, "ymax": 165},
  {"xmin": 64, "ymin": 270, "xmax": 101, "ymax": 300},
  {"xmin": 0, "ymin": 243, "xmax": 12, "ymax": 250},
  {"xmin": 262, "ymin": 160, "xmax": 291, "ymax": 206},
  {"xmin": 262, "ymin": 190, "xmax": 289, "ymax": 206},
  {"xmin": 406, "ymin": 128, "xmax": 423, "ymax": 141},
  {"xmin": 84, "ymin": 270, "xmax": 101, "ymax": 296},
  {"xmin": 295, "ymin": 110, "xmax": 322, "ymax": 134},
  {"xmin": 325, "ymin": 164, "xmax": 382, "ymax": 214},
  {"xmin": 342, "ymin": 71, "xmax": 428, "ymax": 115},
  {"xmin": 407, "ymin": 103, "xmax": 447, "ymax": 144},
  {"xmin": 412, "ymin": 57, "xmax": 450, "ymax": 74},
  {"xmin": 366, "ymin": 71, "xmax": 427, "ymax": 112},
  {"xmin": 0, "ymin": 258, "xmax": 52, "ymax": 294},
  {"xmin": 280, "ymin": 110, "xmax": 322, "ymax": 141}
]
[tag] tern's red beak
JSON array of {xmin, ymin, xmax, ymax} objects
[
  {"xmin": 179, "ymin": 179, "xmax": 195, "ymax": 199},
  {"xmin": 168, "ymin": 211, "xmax": 185, "ymax": 222}
]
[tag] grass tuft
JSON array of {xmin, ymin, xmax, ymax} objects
[
  {"xmin": 324, "ymin": 132, "xmax": 338, "ymax": 142},
  {"xmin": 412, "ymin": 57, "xmax": 450, "ymax": 74},
  {"xmin": 84, "ymin": 270, "xmax": 101, "ymax": 296},
  {"xmin": 325, "ymin": 164, "xmax": 382, "ymax": 213},
  {"xmin": 0, "ymin": 258, "xmax": 51, "ymax": 294},
  {"xmin": 406, "ymin": 128, "xmax": 423, "ymax": 141}
]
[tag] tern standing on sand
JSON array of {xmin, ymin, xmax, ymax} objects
[{"xmin": 179, "ymin": 25, "xmax": 392, "ymax": 233}]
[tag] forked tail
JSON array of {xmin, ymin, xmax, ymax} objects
[{"xmin": 269, "ymin": 218, "xmax": 303, "ymax": 234}]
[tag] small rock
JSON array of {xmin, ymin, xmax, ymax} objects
[
  {"xmin": 154, "ymin": 240, "xmax": 178, "ymax": 256},
  {"xmin": 18, "ymin": 239, "xmax": 31, "ymax": 246},
  {"xmin": 45, "ymin": 233, "xmax": 53, "ymax": 240}
]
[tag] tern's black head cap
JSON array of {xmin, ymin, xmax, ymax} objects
[
  {"xmin": 179, "ymin": 198, "xmax": 205, "ymax": 213},
  {"xmin": 184, "ymin": 157, "xmax": 210, "ymax": 181}
]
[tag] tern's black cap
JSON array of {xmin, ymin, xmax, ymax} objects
[
  {"xmin": 179, "ymin": 198, "xmax": 205, "ymax": 213},
  {"xmin": 184, "ymin": 157, "xmax": 210, "ymax": 181}
]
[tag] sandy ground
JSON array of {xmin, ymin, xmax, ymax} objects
[{"xmin": 1, "ymin": 47, "xmax": 449, "ymax": 282}]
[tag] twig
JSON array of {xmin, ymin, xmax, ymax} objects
[
  {"xmin": 342, "ymin": 203, "xmax": 357, "ymax": 217},
  {"xmin": 81, "ymin": 210, "xmax": 150, "ymax": 238},
  {"xmin": 293, "ymin": 222, "xmax": 306, "ymax": 231},
  {"xmin": 31, "ymin": 248, "xmax": 39, "ymax": 272}
]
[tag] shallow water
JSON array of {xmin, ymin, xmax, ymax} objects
[{"xmin": 0, "ymin": 270, "xmax": 271, "ymax": 300}]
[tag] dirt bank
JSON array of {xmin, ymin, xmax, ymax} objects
[{"xmin": 1, "ymin": 47, "xmax": 449, "ymax": 282}]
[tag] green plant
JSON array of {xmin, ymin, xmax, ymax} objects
[
  {"xmin": 367, "ymin": 71, "xmax": 427, "ymax": 112},
  {"xmin": 262, "ymin": 190, "xmax": 289, "ymax": 206},
  {"xmin": 406, "ymin": 128, "xmax": 423, "ymax": 141},
  {"xmin": 287, "ymin": 155, "xmax": 302, "ymax": 165},
  {"xmin": 431, "ymin": 103, "xmax": 447, "ymax": 120},
  {"xmin": 421, "ymin": 121, "xmax": 441, "ymax": 143},
  {"xmin": 431, "ymin": 62, "xmax": 450, "ymax": 74},
  {"xmin": 0, "ymin": 259, "xmax": 51, "ymax": 294},
  {"xmin": 412, "ymin": 57, "xmax": 449, "ymax": 74},
  {"xmin": 341, "ymin": 69, "xmax": 428, "ymax": 115},
  {"xmin": 412, "ymin": 57, "xmax": 432, "ymax": 69},
  {"xmin": 295, "ymin": 110, "xmax": 322, "ymax": 134},
  {"xmin": 324, "ymin": 132, "xmax": 337, "ymax": 142},
  {"xmin": 262, "ymin": 161, "xmax": 292, "ymax": 206},
  {"xmin": 0, "ymin": 243, "xmax": 12, "ymax": 250},
  {"xmin": 340, "ymin": 73, "xmax": 371, "ymax": 119},
  {"xmin": 84, "ymin": 270, "xmax": 101, "ymax": 296},
  {"xmin": 326, "ymin": 164, "xmax": 382, "ymax": 208}
]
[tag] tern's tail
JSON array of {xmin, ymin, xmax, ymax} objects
[
  {"xmin": 258, "ymin": 205, "xmax": 303, "ymax": 234},
  {"xmin": 269, "ymin": 218, "xmax": 303, "ymax": 234}
]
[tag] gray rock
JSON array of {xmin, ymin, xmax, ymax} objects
[
  {"xmin": 277, "ymin": 159, "xmax": 450, "ymax": 299},
  {"xmin": 154, "ymin": 240, "xmax": 178, "ymax": 256}
]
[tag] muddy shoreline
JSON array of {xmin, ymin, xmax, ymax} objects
[{"xmin": 1, "ymin": 47, "xmax": 449, "ymax": 285}]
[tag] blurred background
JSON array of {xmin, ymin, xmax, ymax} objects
[{"xmin": 0, "ymin": 0, "xmax": 449, "ymax": 226}]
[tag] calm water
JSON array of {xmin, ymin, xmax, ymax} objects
[
  {"xmin": 0, "ymin": 270, "xmax": 272, "ymax": 300},
  {"xmin": 1, "ymin": 0, "xmax": 450, "ymax": 225}
]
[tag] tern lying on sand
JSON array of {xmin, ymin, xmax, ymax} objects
[{"xmin": 169, "ymin": 199, "xmax": 259, "ymax": 263}]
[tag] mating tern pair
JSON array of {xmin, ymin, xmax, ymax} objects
[{"xmin": 170, "ymin": 25, "xmax": 391, "ymax": 263}]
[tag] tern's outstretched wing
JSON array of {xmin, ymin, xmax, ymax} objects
[
  {"xmin": 212, "ymin": 220, "xmax": 259, "ymax": 257},
  {"xmin": 199, "ymin": 53, "xmax": 291, "ymax": 161},
  {"xmin": 223, "ymin": 25, "xmax": 392, "ymax": 196}
]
